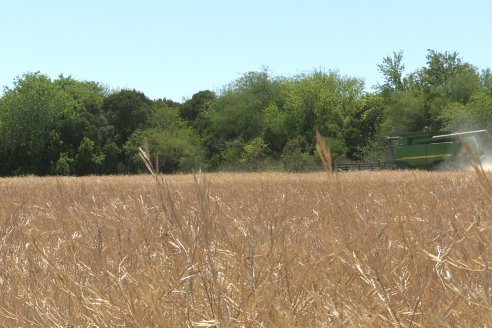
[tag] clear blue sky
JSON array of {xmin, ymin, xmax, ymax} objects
[{"xmin": 1, "ymin": 0, "xmax": 491, "ymax": 102}]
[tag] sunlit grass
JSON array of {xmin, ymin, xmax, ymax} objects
[{"xmin": 0, "ymin": 170, "xmax": 491, "ymax": 326}]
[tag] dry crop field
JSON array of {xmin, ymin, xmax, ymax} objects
[{"xmin": 0, "ymin": 170, "xmax": 492, "ymax": 327}]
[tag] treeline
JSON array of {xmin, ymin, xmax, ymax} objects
[{"xmin": 1, "ymin": 50, "xmax": 491, "ymax": 176}]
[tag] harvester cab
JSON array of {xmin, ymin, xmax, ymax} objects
[{"xmin": 385, "ymin": 129, "xmax": 488, "ymax": 169}]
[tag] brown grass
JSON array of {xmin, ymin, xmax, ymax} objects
[{"xmin": 0, "ymin": 170, "xmax": 492, "ymax": 327}]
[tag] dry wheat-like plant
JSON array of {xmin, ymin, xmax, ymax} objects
[
  {"xmin": 0, "ymin": 168, "xmax": 491, "ymax": 327},
  {"xmin": 316, "ymin": 130, "xmax": 332, "ymax": 174}
]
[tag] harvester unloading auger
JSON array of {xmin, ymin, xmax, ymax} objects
[{"xmin": 336, "ymin": 129, "xmax": 489, "ymax": 171}]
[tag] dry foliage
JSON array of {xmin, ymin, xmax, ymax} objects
[{"xmin": 0, "ymin": 170, "xmax": 492, "ymax": 327}]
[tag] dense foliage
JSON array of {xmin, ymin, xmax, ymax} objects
[{"xmin": 1, "ymin": 50, "xmax": 491, "ymax": 175}]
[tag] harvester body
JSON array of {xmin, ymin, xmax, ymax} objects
[{"xmin": 385, "ymin": 130, "xmax": 488, "ymax": 169}]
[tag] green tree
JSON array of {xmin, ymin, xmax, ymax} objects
[
  {"xmin": 343, "ymin": 94, "xmax": 385, "ymax": 159},
  {"xmin": 281, "ymin": 70, "xmax": 364, "ymax": 160},
  {"xmin": 380, "ymin": 89, "xmax": 426, "ymax": 135},
  {"xmin": 377, "ymin": 50, "xmax": 405, "ymax": 92},
  {"xmin": 281, "ymin": 136, "xmax": 316, "ymax": 171},
  {"xmin": 377, "ymin": 50, "xmax": 483, "ymax": 135},
  {"xmin": 52, "ymin": 152, "xmax": 73, "ymax": 175},
  {"xmin": 205, "ymin": 70, "xmax": 282, "ymax": 164},
  {"xmin": 240, "ymin": 137, "xmax": 268, "ymax": 169},
  {"xmin": 180, "ymin": 90, "xmax": 215, "ymax": 125},
  {"xmin": 441, "ymin": 92, "xmax": 492, "ymax": 132},
  {"xmin": 124, "ymin": 101, "xmax": 204, "ymax": 173},
  {"xmin": 0, "ymin": 73, "xmax": 78, "ymax": 175},
  {"xmin": 103, "ymin": 89, "xmax": 152, "ymax": 147},
  {"xmin": 480, "ymin": 68, "xmax": 492, "ymax": 93},
  {"xmin": 100, "ymin": 141, "xmax": 122, "ymax": 173},
  {"xmin": 54, "ymin": 75, "xmax": 110, "ymax": 148},
  {"xmin": 262, "ymin": 103, "xmax": 288, "ymax": 155},
  {"xmin": 418, "ymin": 50, "xmax": 464, "ymax": 88},
  {"xmin": 73, "ymin": 137, "xmax": 105, "ymax": 175}
]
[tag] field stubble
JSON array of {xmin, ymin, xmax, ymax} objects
[{"xmin": 0, "ymin": 170, "xmax": 492, "ymax": 327}]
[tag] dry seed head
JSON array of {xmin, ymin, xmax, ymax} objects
[{"xmin": 315, "ymin": 130, "xmax": 332, "ymax": 173}]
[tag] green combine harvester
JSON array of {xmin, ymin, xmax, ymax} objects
[
  {"xmin": 336, "ymin": 129, "xmax": 489, "ymax": 171},
  {"xmin": 385, "ymin": 129, "xmax": 488, "ymax": 169}
]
